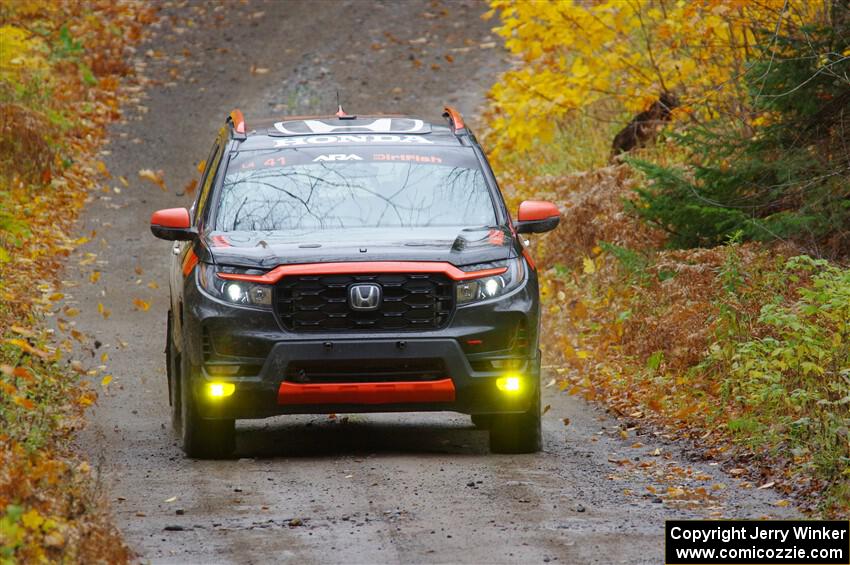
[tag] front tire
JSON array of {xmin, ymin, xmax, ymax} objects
[
  {"xmin": 488, "ymin": 385, "xmax": 542, "ymax": 454},
  {"xmin": 180, "ymin": 354, "xmax": 235, "ymax": 459}
]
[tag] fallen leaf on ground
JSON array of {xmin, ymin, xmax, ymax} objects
[
  {"xmin": 138, "ymin": 169, "xmax": 167, "ymax": 191},
  {"xmin": 183, "ymin": 178, "xmax": 198, "ymax": 196}
]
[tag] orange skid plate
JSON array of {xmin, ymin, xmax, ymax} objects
[{"xmin": 277, "ymin": 378, "xmax": 456, "ymax": 405}]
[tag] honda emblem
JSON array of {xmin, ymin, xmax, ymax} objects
[{"xmin": 348, "ymin": 283, "xmax": 382, "ymax": 311}]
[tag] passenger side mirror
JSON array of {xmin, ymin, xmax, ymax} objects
[
  {"xmin": 150, "ymin": 208, "xmax": 196, "ymax": 241},
  {"xmin": 515, "ymin": 200, "xmax": 560, "ymax": 234}
]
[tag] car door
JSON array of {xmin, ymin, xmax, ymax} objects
[{"xmin": 171, "ymin": 135, "xmax": 225, "ymax": 345}]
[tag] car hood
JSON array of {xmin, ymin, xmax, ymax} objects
[{"xmin": 203, "ymin": 226, "xmax": 515, "ymax": 269}]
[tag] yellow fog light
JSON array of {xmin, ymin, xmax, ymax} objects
[
  {"xmin": 496, "ymin": 376, "xmax": 522, "ymax": 393},
  {"xmin": 207, "ymin": 382, "xmax": 235, "ymax": 398}
]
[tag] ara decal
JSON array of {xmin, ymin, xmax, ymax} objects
[{"xmin": 312, "ymin": 154, "xmax": 364, "ymax": 161}]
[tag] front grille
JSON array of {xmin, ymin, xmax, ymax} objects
[
  {"xmin": 201, "ymin": 328, "xmax": 213, "ymax": 361},
  {"xmin": 513, "ymin": 321, "xmax": 529, "ymax": 356},
  {"xmin": 285, "ymin": 359, "xmax": 446, "ymax": 383},
  {"xmin": 275, "ymin": 273, "xmax": 455, "ymax": 332}
]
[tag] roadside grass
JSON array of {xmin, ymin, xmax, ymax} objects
[
  {"xmin": 516, "ymin": 155, "xmax": 850, "ymax": 516},
  {"xmin": 0, "ymin": 1, "xmax": 154, "ymax": 559}
]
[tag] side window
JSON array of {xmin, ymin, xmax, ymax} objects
[{"xmin": 193, "ymin": 140, "xmax": 222, "ymax": 224}]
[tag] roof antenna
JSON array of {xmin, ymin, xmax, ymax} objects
[
  {"xmin": 335, "ymin": 90, "xmax": 355, "ymax": 119},
  {"xmin": 335, "ymin": 90, "xmax": 345, "ymax": 117}
]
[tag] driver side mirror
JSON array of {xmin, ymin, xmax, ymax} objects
[
  {"xmin": 515, "ymin": 200, "xmax": 560, "ymax": 234},
  {"xmin": 150, "ymin": 208, "xmax": 196, "ymax": 241}
]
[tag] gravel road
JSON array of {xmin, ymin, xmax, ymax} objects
[{"xmin": 63, "ymin": 1, "xmax": 797, "ymax": 563}]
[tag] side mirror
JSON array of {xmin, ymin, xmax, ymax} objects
[
  {"xmin": 515, "ymin": 200, "xmax": 560, "ymax": 234},
  {"xmin": 150, "ymin": 208, "xmax": 196, "ymax": 241}
]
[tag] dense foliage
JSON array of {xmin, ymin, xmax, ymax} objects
[
  {"xmin": 0, "ymin": 1, "xmax": 152, "ymax": 560},
  {"xmin": 485, "ymin": 1, "xmax": 823, "ymax": 158},
  {"xmin": 632, "ymin": 7, "xmax": 850, "ymax": 253},
  {"xmin": 486, "ymin": 0, "xmax": 850, "ymax": 515}
]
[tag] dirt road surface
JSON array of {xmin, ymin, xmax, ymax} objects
[{"xmin": 64, "ymin": 2, "xmax": 796, "ymax": 563}]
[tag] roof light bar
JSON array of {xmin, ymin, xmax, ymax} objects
[
  {"xmin": 227, "ymin": 109, "xmax": 247, "ymax": 139},
  {"xmin": 442, "ymin": 105, "xmax": 466, "ymax": 132}
]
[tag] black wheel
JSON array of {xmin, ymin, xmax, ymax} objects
[
  {"xmin": 166, "ymin": 311, "xmax": 182, "ymax": 433},
  {"xmin": 180, "ymin": 354, "xmax": 235, "ymax": 459},
  {"xmin": 471, "ymin": 414, "xmax": 493, "ymax": 429},
  {"xmin": 488, "ymin": 385, "xmax": 542, "ymax": 454}
]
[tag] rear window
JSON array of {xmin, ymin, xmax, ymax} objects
[{"xmin": 215, "ymin": 147, "xmax": 496, "ymax": 232}]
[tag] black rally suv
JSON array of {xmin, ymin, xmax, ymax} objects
[{"xmin": 150, "ymin": 107, "xmax": 560, "ymax": 458}]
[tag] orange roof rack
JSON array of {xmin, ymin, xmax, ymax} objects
[
  {"xmin": 442, "ymin": 105, "xmax": 466, "ymax": 132},
  {"xmin": 227, "ymin": 109, "xmax": 247, "ymax": 138}
]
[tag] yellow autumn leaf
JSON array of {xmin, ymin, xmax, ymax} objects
[
  {"xmin": 21, "ymin": 509, "xmax": 45, "ymax": 530},
  {"xmin": 90, "ymin": 270, "xmax": 101, "ymax": 283},
  {"xmin": 78, "ymin": 393, "xmax": 95, "ymax": 407},
  {"xmin": 13, "ymin": 395, "xmax": 35, "ymax": 410},
  {"xmin": 582, "ymin": 257, "xmax": 595, "ymax": 274},
  {"xmin": 95, "ymin": 160, "xmax": 110, "ymax": 177},
  {"xmin": 133, "ymin": 298, "xmax": 150, "ymax": 311},
  {"xmin": 79, "ymin": 253, "xmax": 97, "ymax": 266},
  {"xmin": 5, "ymin": 338, "xmax": 49, "ymax": 358},
  {"xmin": 101, "ymin": 375, "xmax": 113, "ymax": 387}
]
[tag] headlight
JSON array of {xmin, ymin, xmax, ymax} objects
[
  {"xmin": 456, "ymin": 257, "xmax": 525, "ymax": 305},
  {"xmin": 198, "ymin": 263, "xmax": 273, "ymax": 307}
]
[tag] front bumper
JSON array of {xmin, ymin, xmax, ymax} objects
[
  {"xmin": 195, "ymin": 337, "xmax": 539, "ymax": 419},
  {"xmin": 181, "ymin": 269, "xmax": 541, "ymax": 420}
]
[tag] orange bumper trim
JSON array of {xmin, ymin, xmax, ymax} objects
[
  {"xmin": 217, "ymin": 261, "xmax": 506, "ymax": 284},
  {"xmin": 277, "ymin": 378, "xmax": 456, "ymax": 405}
]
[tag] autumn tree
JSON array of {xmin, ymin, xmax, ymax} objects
[
  {"xmin": 486, "ymin": 0, "xmax": 849, "ymax": 253},
  {"xmin": 485, "ymin": 0, "xmax": 827, "ymax": 158},
  {"xmin": 631, "ymin": 2, "xmax": 850, "ymax": 253}
]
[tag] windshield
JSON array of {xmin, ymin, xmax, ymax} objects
[{"xmin": 215, "ymin": 147, "xmax": 497, "ymax": 232}]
